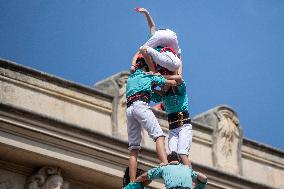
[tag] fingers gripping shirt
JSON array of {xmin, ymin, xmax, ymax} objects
[{"xmin": 126, "ymin": 69, "xmax": 166, "ymax": 98}]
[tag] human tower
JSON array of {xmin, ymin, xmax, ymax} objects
[{"xmin": 123, "ymin": 8, "xmax": 208, "ymax": 189}]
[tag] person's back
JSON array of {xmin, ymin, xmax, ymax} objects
[
  {"xmin": 148, "ymin": 163, "xmax": 193, "ymax": 189},
  {"xmin": 126, "ymin": 68, "xmax": 162, "ymax": 98}
]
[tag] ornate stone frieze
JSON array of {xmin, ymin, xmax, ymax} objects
[
  {"xmin": 25, "ymin": 167, "xmax": 69, "ymax": 189},
  {"xmin": 193, "ymin": 105, "xmax": 243, "ymax": 175}
]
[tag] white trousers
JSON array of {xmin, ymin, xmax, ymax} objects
[
  {"xmin": 142, "ymin": 29, "xmax": 181, "ymax": 72},
  {"xmin": 144, "ymin": 29, "xmax": 180, "ymax": 54},
  {"xmin": 146, "ymin": 47, "xmax": 181, "ymax": 71},
  {"xmin": 127, "ymin": 101, "xmax": 164, "ymax": 151},
  {"xmin": 168, "ymin": 124, "xmax": 192, "ymax": 155}
]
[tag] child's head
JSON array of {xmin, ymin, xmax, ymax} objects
[
  {"xmin": 167, "ymin": 151, "xmax": 181, "ymax": 163},
  {"xmin": 123, "ymin": 167, "xmax": 145, "ymax": 187},
  {"xmin": 135, "ymin": 54, "xmax": 149, "ymax": 72}
]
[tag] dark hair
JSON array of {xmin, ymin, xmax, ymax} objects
[
  {"xmin": 136, "ymin": 59, "xmax": 149, "ymax": 72},
  {"xmin": 123, "ymin": 167, "xmax": 145, "ymax": 187},
  {"xmin": 167, "ymin": 151, "xmax": 181, "ymax": 163}
]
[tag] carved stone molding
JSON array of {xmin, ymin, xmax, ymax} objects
[
  {"xmin": 25, "ymin": 167, "xmax": 69, "ymax": 189},
  {"xmin": 193, "ymin": 105, "xmax": 243, "ymax": 175},
  {"xmin": 0, "ymin": 181, "xmax": 13, "ymax": 189},
  {"xmin": 94, "ymin": 71, "xmax": 129, "ymax": 137}
]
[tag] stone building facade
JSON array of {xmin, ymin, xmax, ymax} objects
[{"xmin": 0, "ymin": 59, "xmax": 283, "ymax": 189}]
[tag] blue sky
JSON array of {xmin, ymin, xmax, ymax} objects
[{"xmin": 0, "ymin": 0, "xmax": 283, "ymax": 150}]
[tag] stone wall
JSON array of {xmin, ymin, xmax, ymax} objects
[{"xmin": 0, "ymin": 59, "xmax": 283, "ymax": 189}]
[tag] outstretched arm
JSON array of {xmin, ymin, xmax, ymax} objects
[{"xmin": 135, "ymin": 7, "xmax": 156, "ymax": 36}]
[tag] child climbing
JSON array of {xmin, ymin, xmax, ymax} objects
[{"xmin": 135, "ymin": 7, "xmax": 182, "ymax": 74}]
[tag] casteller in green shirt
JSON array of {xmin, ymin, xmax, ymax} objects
[
  {"xmin": 126, "ymin": 69, "xmax": 166, "ymax": 98},
  {"xmin": 151, "ymin": 80, "xmax": 189, "ymax": 114},
  {"xmin": 147, "ymin": 163, "xmax": 194, "ymax": 189},
  {"xmin": 123, "ymin": 182, "xmax": 144, "ymax": 189}
]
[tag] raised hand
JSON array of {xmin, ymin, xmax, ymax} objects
[{"xmin": 135, "ymin": 7, "xmax": 149, "ymax": 15}]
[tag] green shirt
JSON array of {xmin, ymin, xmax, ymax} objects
[
  {"xmin": 151, "ymin": 81, "xmax": 189, "ymax": 114},
  {"xmin": 126, "ymin": 69, "xmax": 166, "ymax": 98},
  {"xmin": 147, "ymin": 164, "xmax": 194, "ymax": 189},
  {"xmin": 124, "ymin": 182, "xmax": 143, "ymax": 189}
]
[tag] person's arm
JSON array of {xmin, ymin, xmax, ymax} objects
[
  {"xmin": 135, "ymin": 172, "xmax": 148, "ymax": 183},
  {"xmin": 140, "ymin": 47, "xmax": 156, "ymax": 72},
  {"xmin": 165, "ymin": 79, "xmax": 177, "ymax": 86},
  {"xmin": 130, "ymin": 52, "xmax": 139, "ymax": 73},
  {"xmin": 177, "ymin": 54, "xmax": 183, "ymax": 76},
  {"xmin": 195, "ymin": 172, "xmax": 207, "ymax": 184},
  {"xmin": 192, "ymin": 171, "xmax": 207, "ymax": 189},
  {"xmin": 163, "ymin": 74, "xmax": 182, "ymax": 85},
  {"xmin": 135, "ymin": 7, "xmax": 155, "ymax": 36}
]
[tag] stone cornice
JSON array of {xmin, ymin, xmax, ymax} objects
[
  {"xmin": 0, "ymin": 103, "xmax": 278, "ymax": 189},
  {"xmin": 0, "ymin": 59, "xmax": 113, "ymax": 100},
  {"xmin": 243, "ymin": 138, "xmax": 284, "ymax": 158},
  {"xmin": 193, "ymin": 162, "xmax": 277, "ymax": 189}
]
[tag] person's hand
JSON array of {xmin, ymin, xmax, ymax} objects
[
  {"xmin": 159, "ymin": 162, "xmax": 168, "ymax": 166},
  {"xmin": 144, "ymin": 71, "xmax": 154, "ymax": 75},
  {"xmin": 135, "ymin": 7, "xmax": 149, "ymax": 15},
  {"xmin": 130, "ymin": 65, "xmax": 136, "ymax": 73},
  {"xmin": 139, "ymin": 46, "xmax": 148, "ymax": 54}
]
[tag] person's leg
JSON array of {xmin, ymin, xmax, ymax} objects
[
  {"xmin": 143, "ymin": 29, "xmax": 180, "ymax": 54},
  {"xmin": 133, "ymin": 101, "xmax": 168, "ymax": 164},
  {"xmin": 127, "ymin": 105, "xmax": 142, "ymax": 182},
  {"xmin": 168, "ymin": 128, "xmax": 179, "ymax": 153},
  {"xmin": 155, "ymin": 136, "xmax": 168, "ymax": 164},
  {"xmin": 177, "ymin": 124, "xmax": 192, "ymax": 166},
  {"xmin": 145, "ymin": 47, "xmax": 181, "ymax": 71},
  {"xmin": 140, "ymin": 47, "xmax": 156, "ymax": 72},
  {"xmin": 129, "ymin": 149, "xmax": 139, "ymax": 182}
]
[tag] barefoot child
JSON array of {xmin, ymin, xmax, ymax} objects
[{"xmin": 126, "ymin": 53, "xmax": 178, "ymax": 183}]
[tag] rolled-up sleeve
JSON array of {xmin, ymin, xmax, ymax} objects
[
  {"xmin": 191, "ymin": 170, "xmax": 198, "ymax": 180},
  {"xmin": 147, "ymin": 167, "xmax": 163, "ymax": 180}
]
